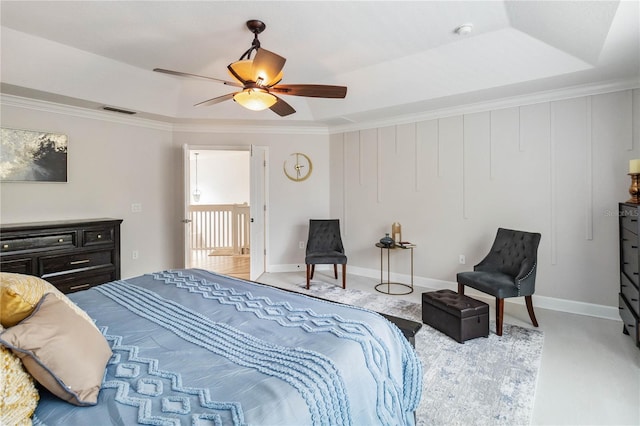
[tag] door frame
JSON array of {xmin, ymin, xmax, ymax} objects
[{"xmin": 182, "ymin": 144, "xmax": 267, "ymax": 279}]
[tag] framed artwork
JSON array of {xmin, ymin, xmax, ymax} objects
[{"xmin": 0, "ymin": 128, "xmax": 68, "ymax": 182}]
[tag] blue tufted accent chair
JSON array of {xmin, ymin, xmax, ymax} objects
[
  {"xmin": 456, "ymin": 228, "xmax": 541, "ymax": 336},
  {"xmin": 305, "ymin": 219, "xmax": 347, "ymax": 290}
]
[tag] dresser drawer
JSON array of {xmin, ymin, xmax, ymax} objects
[
  {"xmin": 1, "ymin": 218, "xmax": 122, "ymax": 294},
  {"xmin": 1, "ymin": 232, "xmax": 76, "ymax": 253},
  {"xmin": 46, "ymin": 269, "xmax": 115, "ymax": 294},
  {"xmin": 619, "ymin": 294, "xmax": 639, "ymax": 346},
  {"xmin": 82, "ymin": 227, "xmax": 115, "ymax": 247},
  {"xmin": 621, "ymin": 227, "xmax": 639, "ymax": 285},
  {"xmin": 0, "ymin": 257, "xmax": 33, "ymax": 274},
  {"xmin": 621, "ymin": 273, "xmax": 640, "ymax": 317},
  {"xmin": 39, "ymin": 250, "xmax": 113, "ymax": 275},
  {"xmin": 620, "ymin": 205, "xmax": 640, "ymax": 234}
]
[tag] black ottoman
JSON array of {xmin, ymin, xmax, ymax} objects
[{"xmin": 422, "ymin": 290, "xmax": 489, "ymax": 343}]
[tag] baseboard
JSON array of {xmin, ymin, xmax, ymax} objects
[{"xmin": 268, "ymin": 264, "xmax": 621, "ymax": 322}]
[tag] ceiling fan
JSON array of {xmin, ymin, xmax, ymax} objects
[{"xmin": 154, "ymin": 20, "xmax": 347, "ymax": 117}]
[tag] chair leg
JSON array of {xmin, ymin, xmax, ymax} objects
[
  {"xmin": 525, "ymin": 295, "xmax": 539, "ymax": 327},
  {"xmin": 496, "ymin": 298, "xmax": 504, "ymax": 336},
  {"xmin": 310, "ymin": 265, "xmax": 315, "ymax": 279},
  {"xmin": 333, "ymin": 264, "xmax": 338, "ymax": 279},
  {"xmin": 342, "ymin": 264, "xmax": 346, "ymax": 289},
  {"xmin": 458, "ymin": 283, "xmax": 465, "ymax": 295},
  {"xmin": 306, "ymin": 264, "xmax": 311, "ymax": 289}
]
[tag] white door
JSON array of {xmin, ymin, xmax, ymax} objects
[
  {"xmin": 182, "ymin": 144, "xmax": 267, "ymax": 279},
  {"xmin": 250, "ymin": 145, "xmax": 267, "ymax": 280}
]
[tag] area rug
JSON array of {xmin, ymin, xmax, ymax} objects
[{"xmin": 269, "ymin": 280, "xmax": 544, "ymax": 426}]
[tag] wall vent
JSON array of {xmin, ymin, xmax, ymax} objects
[{"xmin": 102, "ymin": 106, "xmax": 136, "ymax": 115}]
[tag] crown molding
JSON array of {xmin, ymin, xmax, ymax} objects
[
  {"xmin": 3, "ymin": 77, "xmax": 638, "ymax": 136},
  {"xmin": 171, "ymin": 121, "xmax": 329, "ymax": 135},
  {"xmin": 0, "ymin": 93, "xmax": 331, "ymax": 135},
  {"xmin": 0, "ymin": 94, "xmax": 174, "ymax": 131},
  {"xmin": 327, "ymin": 77, "xmax": 640, "ymax": 134}
]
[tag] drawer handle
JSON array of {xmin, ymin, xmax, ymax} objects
[
  {"xmin": 627, "ymin": 323, "xmax": 636, "ymax": 328},
  {"xmin": 69, "ymin": 259, "xmax": 91, "ymax": 265},
  {"xmin": 69, "ymin": 284, "xmax": 91, "ymax": 291},
  {"xmin": 2, "ymin": 244, "xmax": 8, "ymax": 249},
  {"xmin": 633, "ymin": 298, "xmax": 639, "ymax": 302},
  {"xmin": 97, "ymin": 234, "xmax": 102, "ymax": 239}
]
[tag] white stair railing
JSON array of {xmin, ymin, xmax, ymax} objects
[{"xmin": 189, "ymin": 203, "xmax": 250, "ymax": 255}]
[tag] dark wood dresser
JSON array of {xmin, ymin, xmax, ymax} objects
[
  {"xmin": 618, "ymin": 203, "xmax": 640, "ymax": 348},
  {"xmin": 0, "ymin": 218, "xmax": 122, "ymax": 294}
]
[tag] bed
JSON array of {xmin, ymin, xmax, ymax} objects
[{"xmin": 0, "ymin": 268, "xmax": 422, "ymax": 425}]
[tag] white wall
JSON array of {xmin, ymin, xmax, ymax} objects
[
  {"xmin": 2, "ymin": 88, "xmax": 638, "ymax": 316},
  {"xmin": 0, "ymin": 103, "xmax": 180, "ymax": 278},
  {"xmin": 172, "ymin": 130, "xmax": 331, "ymax": 269},
  {"xmin": 0, "ymin": 103, "xmax": 333, "ymax": 277},
  {"xmin": 189, "ymin": 150, "xmax": 250, "ymax": 205},
  {"xmin": 331, "ymin": 89, "xmax": 640, "ymax": 312}
]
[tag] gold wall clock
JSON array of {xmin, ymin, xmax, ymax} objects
[{"xmin": 283, "ymin": 152, "xmax": 313, "ymax": 182}]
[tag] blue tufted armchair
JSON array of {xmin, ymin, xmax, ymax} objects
[
  {"xmin": 305, "ymin": 219, "xmax": 347, "ymax": 290},
  {"xmin": 456, "ymin": 228, "xmax": 541, "ymax": 336}
]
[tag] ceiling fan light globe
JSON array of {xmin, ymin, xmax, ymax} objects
[
  {"xmin": 233, "ymin": 89, "xmax": 277, "ymax": 111},
  {"xmin": 228, "ymin": 60, "xmax": 253, "ymax": 83}
]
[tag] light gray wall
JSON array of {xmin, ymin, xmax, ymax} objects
[
  {"xmin": 189, "ymin": 150, "xmax": 250, "ymax": 205},
  {"xmin": 2, "ymin": 88, "xmax": 638, "ymax": 314},
  {"xmin": 330, "ymin": 89, "xmax": 640, "ymax": 310},
  {"xmin": 172, "ymin": 130, "xmax": 330, "ymax": 269},
  {"xmin": 0, "ymin": 105, "xmax": 180, "ymax": 278}
]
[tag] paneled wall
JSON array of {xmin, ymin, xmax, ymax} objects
[{"xmin": 331, "ymin": 89, "xmax": 639, "ymax": 310}]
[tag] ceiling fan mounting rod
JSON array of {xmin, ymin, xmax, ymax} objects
[{"xmin": 239, "ymin": 19, "xmax": 266, "ymax": 61}]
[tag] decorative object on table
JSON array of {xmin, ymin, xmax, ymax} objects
[
  {"xmin": 628, "ymin": 159, "xmax": 640, "ymax": 204},
  {"xmin": 379, "ymin": 233, "xmax": 395, "ymax": 248},
  {"xmin": 0, "ymin": 128, "xmax": 68, "ymax": 182},
  {"xmin": 391, "ymin": 222, "xmax": 402, "ymax": 244},
  {"xmin": 283, "ymin": 152, "xmax": 312, "ymax": 182},
  {"xmin": 457, "ymin": 227, "xmax": 541, "ymax": 336},
  {"xmin": 192, "ymin": 152, "xmax": 201, "ymax": 202}
]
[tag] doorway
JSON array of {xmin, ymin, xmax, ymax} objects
[{"xmin": 183, "ymin": 145, "xmax": 266, "ymax": 280}]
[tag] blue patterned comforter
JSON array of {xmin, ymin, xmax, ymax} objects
[{"xmin": 33, "ymin": 269, "xmax": 422, "ymax": 425}]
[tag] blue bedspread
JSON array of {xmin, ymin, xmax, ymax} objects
[{"xmin": 33, "ymin": 269, "xmax": 422, "ymax": 425}]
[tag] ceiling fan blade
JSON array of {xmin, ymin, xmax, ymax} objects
[
  {"xmin": 271, "ymin": 84, "xmax": 347, "ymax": 98},
  {"xmin": 269, "ymin": 96, "xmax": 296, "ymax": 117},
  {"xmin": 153, "ymin": 68, "xmax": 242, "ymax": 88},
  {"xmin": 194, "ymin": 93, "xmax": 236, "ymax": 107},
  {"xmin": 251, "ymin": 48, "xmax": 286, "ymax": 86}
]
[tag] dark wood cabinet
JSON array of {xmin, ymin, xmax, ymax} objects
[
  {"xmin": 618, "ymin": 203, "xmax": 640, "ymax": 348},
  {"xmin": 0, "ymin": 218, "xmax": 122, "ymax": 293}
]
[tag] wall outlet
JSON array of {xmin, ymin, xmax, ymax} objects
[
  {"xmin": 299, "ymin": 241, "xmax": 305, "ymax": 249},
  {"xmin": 131, "ymin": 203, "xmax": 142, "ymax": 213},
  {"xmin": 132, "ymin": 250, "xmax": 139, "ymax": 260},
  {"xmin": 459, "ymin": 254, "xmax": 466, "ymax": 264}
]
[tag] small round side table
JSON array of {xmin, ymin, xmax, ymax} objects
[{"xmin": 374, "ymin": 242, "xmax": 414, "ymax": 295}]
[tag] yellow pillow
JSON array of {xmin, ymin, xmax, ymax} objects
[
  {"xmin": 0, "ymin": 272, "xmax": 97, "ymax": 330},
  {"xmin": 0, "ymin": 327, "xmax": 39, "ymax": 426}
]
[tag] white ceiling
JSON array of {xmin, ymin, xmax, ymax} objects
[{"xmin": 1, "ymin": 1, "xmax": 638, "ymax": 128}]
